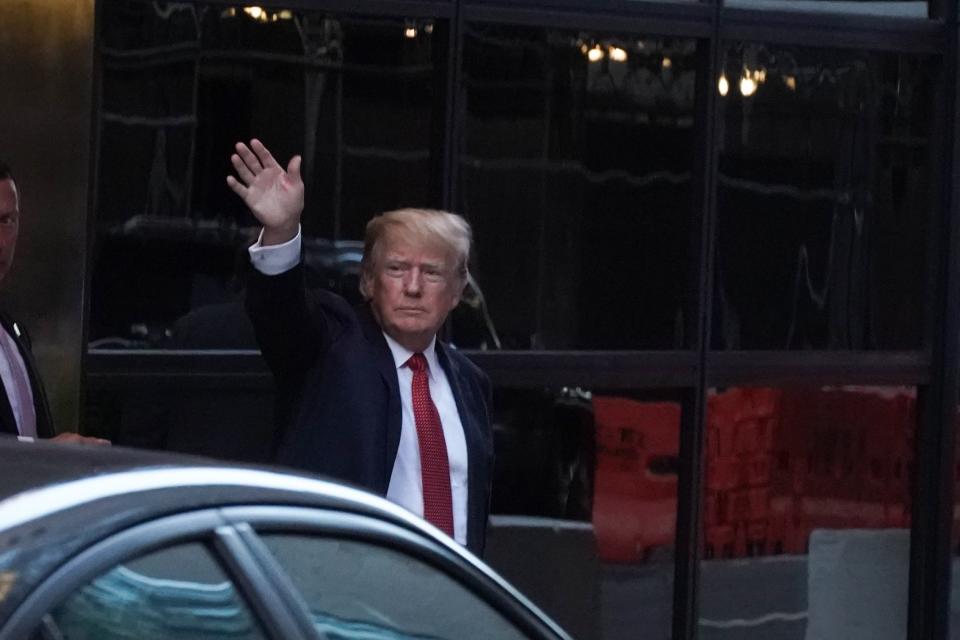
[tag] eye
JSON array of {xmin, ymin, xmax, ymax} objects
[
  {"xmin": 423, "ymin": 267, "xmax": 443, "ymax": 281},
  {"xmin": 384, "ymin": 262, "xmax": 406, "ymax": 276}
]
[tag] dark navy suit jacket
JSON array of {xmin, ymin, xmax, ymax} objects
[
  {"xmin": 246, "ymin": 264, "xmax": 494, "ymax": 554},
  {"xmin": 0, "ymin": 312, "xmax": 54, "ymax": 439}
]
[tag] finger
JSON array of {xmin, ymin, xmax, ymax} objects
[
  {"xmin": 226, "ymin": 175, "xmax": 248, "ymax": 198},
  {"xmin": 250, "ymin": 138, "xmax": 280, "ymax": 170},
  {"xmin": 287, "ymin": 155, "xmax": 302, "ymax": 183},
  {"xmin": 235, "ymin": 141, "xmax": 263, "ymax": 174},
  {"xmin": 230, "ymin": 153, "xmax": 256, "ymax": 185}
]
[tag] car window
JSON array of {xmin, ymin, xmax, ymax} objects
[
  {"xmin": 260, "ymin": 534, "xmax": 530, "ymax": 640},
  {"xmin": 32, "ymin": 541, "xmax": 268, "ymax": 640}
]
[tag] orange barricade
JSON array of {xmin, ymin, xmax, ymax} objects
[
  {"xmin": 591, "ymin": 387, "xmax": 920, "ymax": 562},
  {"xmin": 592, "ymin": 396, "xmax": 680, "ymax": 563}
]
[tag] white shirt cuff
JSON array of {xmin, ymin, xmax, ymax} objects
[{"xmin": 248, "ymin": 226, "xmax": 302, "ymax": 276}]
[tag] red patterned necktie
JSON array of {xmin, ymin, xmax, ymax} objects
[{"xmin": 406, "ymin": 353, "xmax": 454, "ymax": 536}]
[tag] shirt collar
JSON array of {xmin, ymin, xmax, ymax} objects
[{"xmin": 382, "ymin": 332, "xmax": 439, "ymax": 380}]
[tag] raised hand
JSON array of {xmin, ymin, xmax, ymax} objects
[{"xmin": 227, "ymin": 138, "xmax": 304, "ymax": 245}]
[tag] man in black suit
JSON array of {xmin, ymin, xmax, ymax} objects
[
  {"xmin": 228, "ymin": 139, "xmax": 493, "ymax": 553},
  {"xmin": 0, "ymin": 161, "xmax": 107, "ymax": 444}
]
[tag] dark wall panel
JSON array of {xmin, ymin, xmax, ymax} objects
[{"xmin": 0, "ymin": 0, "xmax": 94, "ymax": 430}]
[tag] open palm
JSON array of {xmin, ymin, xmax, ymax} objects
[{"xmin": 227, "ymin": 139, "xmax": 304, "ymax": 233}]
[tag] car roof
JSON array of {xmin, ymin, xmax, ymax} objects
[
  {"xmin": 0, "ymin": 436, "xmax": 212, "ymax": 497},
  {"xmin": 0, "ymin": 436, "xmax": 435, "ymax": 540}
]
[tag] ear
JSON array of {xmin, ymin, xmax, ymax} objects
[
  {"xmin": 360, "ymin": 269, "xmax": 374, "ymax": 300},
  {"xmin": 448, "ymin": 279, "xmax": 465, "ymax": 311}
]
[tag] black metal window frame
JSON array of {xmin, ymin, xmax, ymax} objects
[{"xmin": 85, "ymin": 1, "xmax": 960, "ymax": 638}]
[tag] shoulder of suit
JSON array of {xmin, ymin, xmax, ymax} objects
[
  {"xmin": 302, "ymin": 288, "xmax": 388, "ymax": 352},
  {"xmin": 441, "ymin": 343, "xmax": 489, "ymax": 382},
  {"xmin": 308, "ymin": 287, "xmax": 354, "ymax": 313}
]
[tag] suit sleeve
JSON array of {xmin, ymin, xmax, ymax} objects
[{"xmin": 246, "ymin": 262, "xmax": 328, "ymax": 379}]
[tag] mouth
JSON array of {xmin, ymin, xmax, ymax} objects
[{"xmin": 396, "ymin": 307, "xmax": 426, "ymax": 314}]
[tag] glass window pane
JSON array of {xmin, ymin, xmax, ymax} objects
[
  {"xmin": 457, "ymin": 25, "xmax": 698, "ymax": 350},
  {"xmin": 488, "ymin": 386, "xmax": 681, "ymax": 640},
  {"xmin": 38, "ymin": 542, "xmax": 266, "ymax": 639},
  {"xmin": 90, "ymin": 1, "xmax": 446, "ymax": 350},
  {"xmin": 723, "ymin": 0, "xmax": 927, "ymax": 18},
  {"xmin": 713, "ymin": 45, "xmax": 935, "ymax": 350},
  {"xmin": 260, "ymin": 534, "xmax": 528, "ymax": 639},
  {"xmin": 701, "ymin": 386, "xmax": 914, "ymax": 638}
]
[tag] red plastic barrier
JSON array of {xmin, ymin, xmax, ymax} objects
[
  {"xmin": 592, "ymin": 396, "xmax": 680, "ymax": 563},
  {"xmin": 591, "ymin": 387, "xmax": 920, "ymax": 562}
]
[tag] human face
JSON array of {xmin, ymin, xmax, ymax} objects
[
  {"xmin": 0, "ymin": 179, "xmax": 20, "ymax": 284},
  {"xmin": 365, "ymin": 231, "xmax": 462, "ymax": 352}
]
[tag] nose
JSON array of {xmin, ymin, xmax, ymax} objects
[{"xmin": 402, "ymin": 268, "xmax": 423, "ymax": 295}]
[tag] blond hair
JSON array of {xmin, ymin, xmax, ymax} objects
[{"xmin": 359, "ymin": 208, "xmax": 471, "ymax": 299}]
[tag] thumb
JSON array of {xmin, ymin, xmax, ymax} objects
[{"xmin": 287, "ymin": 155, "xmax": 302, "ymax": 183}]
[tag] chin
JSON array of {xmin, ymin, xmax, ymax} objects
[
  {"xmin": 390, "ymin": 322, "xmax": 437, "ymax": 345},
  {"xmin": 394, "ymin": 321, "xmax": 430, "ymax": 336}
]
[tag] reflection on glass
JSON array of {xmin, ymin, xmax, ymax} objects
[
  {"xmin": 713, "ymin": 44, "xmax": 933, "ymax": 350},
  {"xmin": 701, "ymin": 386, "xmax": 914, "ymax": 639},
  {"xmin": 722, "ymin": 0, "xmax": 927, "ymax": 19},
  {"xmin": 43, "ymin": 543, "xmax": 266, "ymax": 639},
  {"xmin": 458, "ymin": 26, "xmax": 697, "ymax": 350},
  {"xmin": 489, "ymin": 386, "xmax": 681, "ymax": 640},
  {"xmin": 91, "ymin": 0, "xmax": 444, "ymax": 348},
  {"xmin": 261, "ymin": 535, "xmax": 528, "ymax": 640}
]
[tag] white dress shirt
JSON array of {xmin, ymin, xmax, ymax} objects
[
  {"xmin": 382, "ymin": 333, "xmax": 469, "ymax": 545},
  {"xmin": 0, "ymin": 322, "xmax": 36, "ymax": 438},
  {"xmin": 250, "ymin": 228, "xmax": 470, "ymax": 544}
]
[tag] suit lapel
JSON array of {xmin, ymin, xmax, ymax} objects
[
  {"xmin": 435, "ymin": 342, "xmax": 485, "ymax": 550},
  {"xmin": 0, "ymin": 312, "xmax": 53, "ymax": 438},
  {"xmin": 356, "ymin": 304, "xmax": 403, "ymax": 484}
]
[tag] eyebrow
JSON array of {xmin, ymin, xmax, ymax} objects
[{"xmin": 384, "ymin": 257, "xmax": 445, "ymax": 268}]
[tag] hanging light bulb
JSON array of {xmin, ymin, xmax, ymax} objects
[
  {"xmin": 739, "ymin": 72, "xmax": 757, "ymax": 97},
  {"xmin": 661, "ymin": 57, "xmax": 673, "ymax": 69},
  {"xmin": 609, "ymin": 46, "xmax": 628, "ymax": 62},
  {"xmin": 587, "ymin": 45, "xmax": 605, "ymax": 63},
  {"xmin": 243, "ymin": 6, "xmax": 265, "ymax": 21},
  {"xmin": 403, "ymin": 18, "xmax": 418, "ymax": 39},
  {"xmin": 784, "ymin": 75, "xmax": 797, "ymax": 91},
  {"xmin": 718, "ymin": 73, "xmax": 729, "ymax": 96}
]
